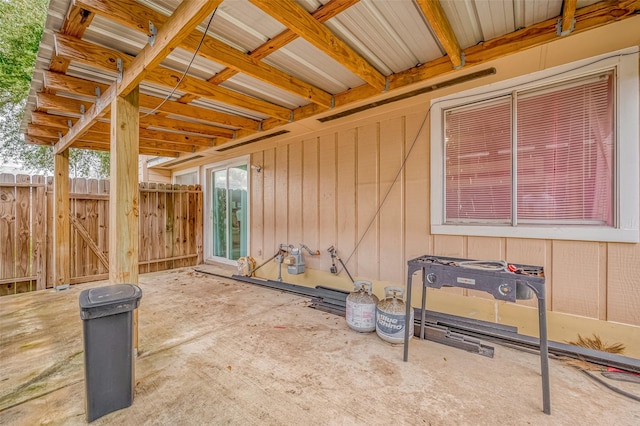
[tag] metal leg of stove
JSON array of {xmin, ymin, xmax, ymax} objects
[
  {"xmin": 537, "ymin": 294, "xmax": 551, "ymax": 414},
  {"xmin": 420, "ymin": 278, "xmax": 427, "ymax": 340},
  {"xmin": 404, "ymin": 272, "xmax": 413, "ymax": 362}
]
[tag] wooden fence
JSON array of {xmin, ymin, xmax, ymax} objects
[{"xmin": 0, "ymin": 174, "xmax": 202, "ymax": 296}]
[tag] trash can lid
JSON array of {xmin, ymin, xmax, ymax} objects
[
  {"xmin": 79, "ymin": 284, "xmax": 142, "ymax": 319},
  {"xmin": 86, "ymin": 284, "xmax": 138, "ymax": 305}
]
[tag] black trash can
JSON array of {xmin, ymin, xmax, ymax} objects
[{"xmin": 79, "ymin": 284, "xmax": 142, "ymax": 422}]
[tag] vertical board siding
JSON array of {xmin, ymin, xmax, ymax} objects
[
  {"xmin": 302, "ymin": 138, "xmax": 320, "ymax": 271},
  {"xmin": 551, "ymin": 240, "xmax": 601, "ymax": 318},
  {"xmin": 250, "ymin": 152, "xmax": 264, "ymax": 259},
  {"xmin": 356, "ymin": 124, "xmax": 379, "ymax": 279},
  {"xmin": 275, "ymin": 146, "xmax": 289, "ymax": 246},
  {"xmin": 246, "ymin": 105, "xmax": 638, "ymax": 328},
  {"xmin": 318, "ymin": 134, "xmax": 337, "ymax": 273},
  {"xmin": 606, "ymin": 243, "xmax": 640, "ymax": 326},
  {"xmin": 288, "ymin": 143, "xmax": 303, "ymax": 246},
  {"xmin": 336, "ymin": 129, "xmax": 357, "ymax": 277},
  {"xmin": 379, "ymin": 117, "xmax": 404, "ymax": 284},
  {"xmin": 262, "ymin": 149, "xmax": 276, "ymax": 259}
]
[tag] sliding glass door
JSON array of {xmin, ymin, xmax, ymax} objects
[{"xmin": 210, "ymin": 164, "xmax": 247, "ymax": 261}]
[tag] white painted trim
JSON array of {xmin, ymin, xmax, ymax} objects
[
  {"xmin": 203, "ymin": 155, "xmax": 251, "ymax": 263},
  {"xmin": 430, "ymin": 47, "xmax": 639, "ymax": 243}
]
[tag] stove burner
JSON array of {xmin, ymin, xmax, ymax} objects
[{"xmin": 402, "ymin": 255, "xmax": 550, "ymax": 415}]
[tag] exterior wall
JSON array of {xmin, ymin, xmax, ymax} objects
[
  {"xmin": 178, "ymin": 17, "xmax": 640, "ymax": 356},
  {"xmin": 138, "ymin": 155, "xmax": 171, "ymax": 183}
]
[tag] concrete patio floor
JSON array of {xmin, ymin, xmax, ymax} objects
[{"xmin": 1, "ymin": 267, "xmax": 639, "ymax": 425}]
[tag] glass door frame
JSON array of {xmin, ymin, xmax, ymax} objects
[{"xmin": 203, "ymin": 156, "xmax": 250, "ymax": 265}]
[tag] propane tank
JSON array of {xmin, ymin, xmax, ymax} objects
[
  {"xmin": 345, "ymin": 280, "xmax": 379, "ymax": 333},
  {"xmin": 376, "ymin": 286, "xmax": 414, "ymax": 344}
]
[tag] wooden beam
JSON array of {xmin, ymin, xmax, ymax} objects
[
  {"xmin": 28, "ymin": 124, "xmax": 63, "ymax": 139},
  {"xmin": 117, "ymin": 1, "xmax": 223, "ymax": 96},
  {"xmin": 42, "ymin": 70, "xmax": 108, "ymax": 98},
  {"xmin": 109, "ymin": 87, "xmax": 140, "ymax": 285},
  {"xmin": 249, "ymin": 0, "xmax": 387, "ymax": 90},
  {"xmin": 55, "ymin": 0, "xmax": 221, "ymax": 154},
  {"xmin": 140, "ymin": 115, "xmax": 235, "ymax": 139},
  {"xmin": 34, "ymin": 92, "xmax": 232, "ymax": 139},
  {"xmin": 204, "ymin": 0, "xmax": 358, "ymax": 91},
  {"xmin": 76, "ymin": 0, "xmax": 334, "ymax": 107},
  {"xmin": 139, "ymin": 95, "xmax": 260, "ymax": 130},
  {"xmin": 42, "ymin": 71, "xmax": 260, "ymax": 130},
  {"xmin": 53, "ymin": 150, "xmax": 70, "ymax": 289},
  {"xmin": 261, "ymin": 0, "xmax": 640, "ymax": 130},
  {"xmin": 36, "ymin": 92, "xmax": 92, "ymax": 116},
  {"xmin": 81, "ymin": 131, "xmax": 200, "ymax": 152},
  {"xmin": 415, "ymin": 0, "xmax": 464, "ymax": 69},
  {"xmin": 30, "ymin": 111, "xmax": 77, "ymax": 130},
  {"xmin": 53, "ymin": 32, "xmax": 291, "ymax": 121},
  {"xmin": 561, "ymin": 0, "xmax": 578, "ymax": 34},
  {"xmin": 49, "ymin": 4, "xmax": 94, "ymax": 73},
  {"xmin": 89, "ymin": 121, "xmax": 216, "ymax": 146},
  {"xmin": 73, "ymin": 140, "xmax": 180, "ymax": 158},
  {"xmin": 25, "ymin": 135, "xmax": 56, "ymax": 146}
]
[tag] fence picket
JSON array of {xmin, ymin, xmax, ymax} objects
[{"xmin": 0, "ymin": 175, "xmax": 202, "ymax": 295}]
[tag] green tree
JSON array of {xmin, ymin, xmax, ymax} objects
[{"xmin": 0, "ymin": 0, "xmax": 110, "ymax": 178}]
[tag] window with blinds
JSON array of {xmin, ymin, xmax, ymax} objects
[{"xmin": 444, "ymin": 71, "xmax": 615, "ymax": 227}]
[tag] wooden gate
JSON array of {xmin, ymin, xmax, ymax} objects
[
  {"xmin": 0, "ymin": 174, "xmax": 202, "ymax": 295},
  {"xmin": 0, "ymin": 174, "xmax": 46, "ymax": 294}
]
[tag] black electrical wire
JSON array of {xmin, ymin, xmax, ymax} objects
[
  {"xmin": 141, "ymin": 8, "xmax": 218, "ymax": 118},
  {"xmin": 581, "ymin": 369, "xmax": 640, "ymax": 403}
]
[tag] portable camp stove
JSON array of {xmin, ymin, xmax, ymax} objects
[{"xmin": 403, "ymin": 255, "xmax": 550, "ymax": 415}]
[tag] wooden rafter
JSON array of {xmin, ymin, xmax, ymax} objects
[
  {"xmin": 415, "ymin": 0, "xmax": 464, "ymax": 69},
  {"xmin": 54, "ymin": 0, "xmax": 222, "ymax": 154},
  {"xmin": 249, "ymin": 0, "xmax": 387, "ymax": 90},
  {"xmin": 25, "ymin": 0, "xmax": 640, "ymax": 153},
  {"xmin": 37, "ymin": 93, "xmax": 233, "ymax": 139},
  {"xmin": 561, "ymin": 0, "xmax": 578, "ymax": 34},
  {"xmin": 259, "ymin": 0, "xmax": 640, "ymax": 130},
  {"xmin": 53, "ymin": 33, "xmax": 291, "ymax": 121},
  {"xmin": 49, "ymin": 4, "xmax": 94, "ymax": 73},
  {"xmin": 76, "ymin": 0, "xmax": 334, "ymax": 108},
  {"xmin": 42, "ymin": 70, "xmax": 260, "ymax": 130}
]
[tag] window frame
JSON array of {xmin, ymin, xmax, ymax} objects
[
  {"xmin": 430, "ymin": 48, "xmax": 639, "ymax": 243},
  {"xmin": 173, "ymin": 166, "xmax": 200, "ymax": 185}
]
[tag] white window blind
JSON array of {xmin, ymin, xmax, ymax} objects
[
  {"xmin": 517, "ymin": 73, "xmax": 614, "ymax": 225},
  {"xmin": 444, "ymin": 71, "xmax": 614, "ymax": 226},
  {"xmin": 445, "ymin": 98, "xmax": 512, "ymax": 223}
]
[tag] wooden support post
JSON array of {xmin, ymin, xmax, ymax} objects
[
  {"xmin": 53, "ymin": 150, "xmax": 70, "ymax": 289},
  {"xmin": 109, "ymin": 87, "xmax": 140, "ymax": 350}
]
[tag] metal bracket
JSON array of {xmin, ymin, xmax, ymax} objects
[
  {"xmin": 80, "ymin": 104, "xmax": 85, "ymax": 117},
  {"xmin": 67, "ymin": 119, "xmax": 73, "ymax": 129},
  {"xmin": 258, "ymin": 121, "xmax": 263, "ymax": 132},
  {"xmin": 95, "ymin": 86, "xmax": 101, "ymax": 101},
  {"xmin": 330, "ymin": 96, "xmax": 335, "ymax": 109},
  {"xmin": 383, "ymin": 77, "xmax": 390, "ymax": 93},
  {"xmin": 453, "ymin": 52, "xmax": 466, "ymax": 70},
  {"xmin": 58, "ymin": 131, "xmax": 63, "ymax": 139},
  {"xmin": 556, "ymin": 18, "xmax": 575, "ymax": 36},
  {"xmin": 148, "ymin": 21, "xmax": 157, "ymax": 46},
  {"xmin": 289, "ymin": 110, "xmax": 294, "ymax": 122},
  {"xmin": 117, "ymin": 58, "xmax": 123, "ymax": 83}
]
